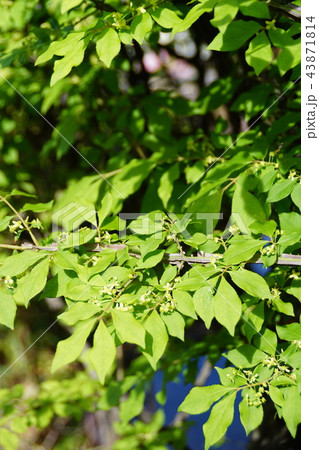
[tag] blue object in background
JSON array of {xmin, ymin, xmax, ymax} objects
[
  {"xmin": 246, "ymin": 234, "xmax": 273, "ymax": 278},
  {"xmin": 150, "ymin": 234, "xmax": 276, "ymax": 447},
  {"xmin": 153, "ymin": 357, "xmax": 248, "ymax": 449}
]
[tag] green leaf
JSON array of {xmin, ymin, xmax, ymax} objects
[
  {"xmin": 143, "ymin": 310, "xmax": 168, "ymax": 369},
  {"xmin": 13, "ymin": 257, "xmax": 50, "ymax": 306},
  {"xmin": 270, "ymin": 375, "xmax": 296, "ymax": 388},
  {"xmin": 111, "ymin": 310, "xmax": 145, "ymax": 348},
  {"xmin": 35, "ymin": 32, "xmax": 85, "ymax": 65},
  {"xmin": 96, "ymin": 28, "xmax": 121, "ymax": 68},
  {"xmin": 208, "ymin": 20, "xmax": 261, "ymax": 51},
  {"xmin": 88, "ymin": 251, "xmax": 116, "ymax": 277},
  {"xmin": 285, "ymin": 279, "xmax": 301, "ymax": 301},
  {"xmin": 61, "ymin": 0, "xmax": 83, "ymax": 14},
  {"xmin": 179, "ymin": 385, "xmax": 235, "ymax": 415},
  {"xmin": 51, "ymin": 39, "xmax": 86, "ymax": 86},
  {"xmin": 136, "ymin": 249, "xmax": 165, "ymax": 269},
  {"xmin": 232, "ymin": 173, "xmax": 267, "ymax": 230},
  {"xmin": 276, "ymin": 323, "xmax": 300, "ymax": 341},
  {"xmin": 245, "ymin": 31, "xmax": 273, "ymax": 75},
  {"xmin": 276, "ymin": 41, "xmax": 301, "ymax": 75},
  {"xmin": 282, "ymin": 386, "xmax": 301, "ymax": 437},
  {"xmin": 6, "ymin": 189, "xmax": 36, "ymax": 198},
  {"xmin": 130, "ymin": 12, "xmax": 153, "ymax": 45},
  {"xmin": 268, "ymin": 385, "xmax": 284, "ymax": 406},
  {"xmin": 291, "ymin": 183, "xmax": 301, "ymax": 209},
  {"xmin": 35, "ymin": 32, "xmax": 87, "ymax": 86},
  {"xmin": 151, "ymin": 7, "xmax": 182, "ymax": 29},
  {"xmin": 216, "ymin": 367, "xmax": 244, "ymax": 387},
  {"xmin": 97, "ymin": 192, "xmax": 113, "ymax": 224},
  {"xmin": 161, "ymin": 311, "xmax": 185, "ymax": 341},
  {"xmin": 243, "ymin": 301, "xmax": 264, "ymax": 342},
  {"xmin": 112, "ymin": 159, "xmax": 156, "ymax": 202},
  {"xmin": 172, "ymin": 0, "xmax": 218, "ymax": 36},
  {"xmin": 140, "ymin": 236, "xmax": 165, "ymax": 258},
  {"xmin": 160, "ymin": 265, "xmax": 177, "ymax": 286},
  {"xmin": 253, "ymin": 328, "xmax": 277, "ymax": 355},
  {"xmin": 119, "ymin": 382, "xmax": 146, "ymax": 423},
  {"xmin": 203, "ymin": 391, "xmax": 237, "ymax": 449},
  {"xmin": 51, "ymin": 318, "xmax": 96, "ymax": 372},
  {"xmin": 229, "ymin": 268, "xmax": 272, "ymax": 298},
  {"xmin": 239, "ymin": 398, "xmax": 263, "ymax": 435},
  {"xmin": 257, "ymin": 166, "xmax": 278, "ymax": 193},
  {"xmin": 223, "ymin": 238, "xmax": 264, "ymax": 265},
  {"xmin": 21, "ymin": 200, "xmax": 54, "ymax": 212},
  {"xmin": 90, "ymin": 321, "xmax": 116, "ymax": 383},
  {"xmin": 58, "ymin": 302, "xmax": 101, "ymax": 326},
  {"xmin": 175, "ymin": 277, "xmax": 208, "ymax": 291},
  {"xmin": 273, "ymin": 297, "xmax": 294, "ymax": 316},
  {"xmin": 63, "ymin": 283, "xmax": 99, "ymax": 301},
  {"xmin": 238, "ymin": 0, "xmax": 270, "ymax": 19},
  {"xmin": 267, "ymin": 179, "xmax": 296, "ymax": 203},
  {"xmin": 173, "ymin": 290, "xmax": 197, "ymax": 319},
  {"xmin": 0, "ymin": 251, "xmax": 49, "ymax": 277},
  {"xmin": 0, "ymin": 215, "xmax": 13, "ymax": 232},
  {"xmin": 210, "ymin": 0, "xmax": 238, "ymax": 30},
  {"xmin": 158, "ymin": 163, "xmax": 180, "ymax": 208},
  {"xmin": 279, "ymin": 212, "xmax": 301, "ymax": 235},
  {"xmin": 213, "ymin": 277, "xmax": 242, "ymax": 336},
  {"xmin": 224, "ymin": 345, "xmax": 266, "ymax": 368},
  {"xmin": 0, "ymin": 291, "xmax": 17, "ymax": 329},
  {"xmin": 277, "ymin": 233, "xmax": 300, "ymax": 251},
  {"xmin": 187, "ymin": 190, "xmax": 223, "ymax": 218},
  {"xmin": 249, "ymin": 220, "xmax": 277, "ymax": 237},
  {"xmin": 193, "ymin": 286, "xmax": 214, "ymax": 329}
]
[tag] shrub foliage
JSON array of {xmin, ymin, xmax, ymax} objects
[{"xmin": 0, "ymin": 0, "xmax": 300, "ymax": 448}]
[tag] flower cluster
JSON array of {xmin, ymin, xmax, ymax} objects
[
  {"xmin": 243, "ymin": 369, "xmax": 259, "ymax": 384},
  {"xmin": 9, "ymin": 217, "xmax": 43, "ymax": 235},
  {"xmin": 260, "ymin": 243, "xmax": 276, "ymax": 256},
  {"xmin": 210, "ymin": 253, "xmax": 222, "ymax": 268},
  {"xmin": 112, "ymin": 12, "xmax": 127, "ymax": 29},
  {"xmin": 115, "ymin": 302, "xmax": 134, "ymax": 312},
  {"xmin": 229, "ymin": 224, "xmax": 240, "ymax": 235},
  {"xmin": 139, "ymin": 290, "xmax": 155, "ymax": 305},
  {"xmin": 245, "ymin": 386, "xmax": 267, "ymax": 407},
  {"xmin": 289, "ymin": 270, "xmax": 300, "ymax": 280},
  {"xmin": 262, "ymin": 355, "xmax": 294, "ymax": 379},
  {"xmin": 90, "ymin": 256, "xmax": 100, "ymax": 266},
  {"xmin": 159, "ymin": 300, "xmax": 176, "ymax": 313},
  {"xmin": 57, "ymin": 231, "xmax": 70, "ymax": 242},
  {"xmin": 100, "ymin": 277, "xmax": 122, "ymax": 296},
  {"xmin": 89, "ymin": 296, "xmax": 102, "ymax": 307},
  {"xmin": 9, "ymin": 220, "xmax": 23, "ymax": 234},
  {"xmin": 288, "ymin": 170, "xmax": 298, "ymax": 180},
  {"xmin": 3, "ymin": 276, "xmax": 15, "ymax": 289}
]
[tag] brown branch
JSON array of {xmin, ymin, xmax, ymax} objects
[{"xmin": 0, "ymin": 242, "xmax": 301, "ymax": 266}]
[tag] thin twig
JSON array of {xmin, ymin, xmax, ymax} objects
[{"xmin": 0, "ymin": 195, "xmax": 39, "ymax": 246}]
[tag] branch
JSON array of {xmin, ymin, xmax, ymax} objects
[
  {"xmin": 268, "ymin": 1, "xmax": 301, "ymax": 20},
  {"xmin": 0, "ymin": 242, "xmax": 301, "ymax": 266}
]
